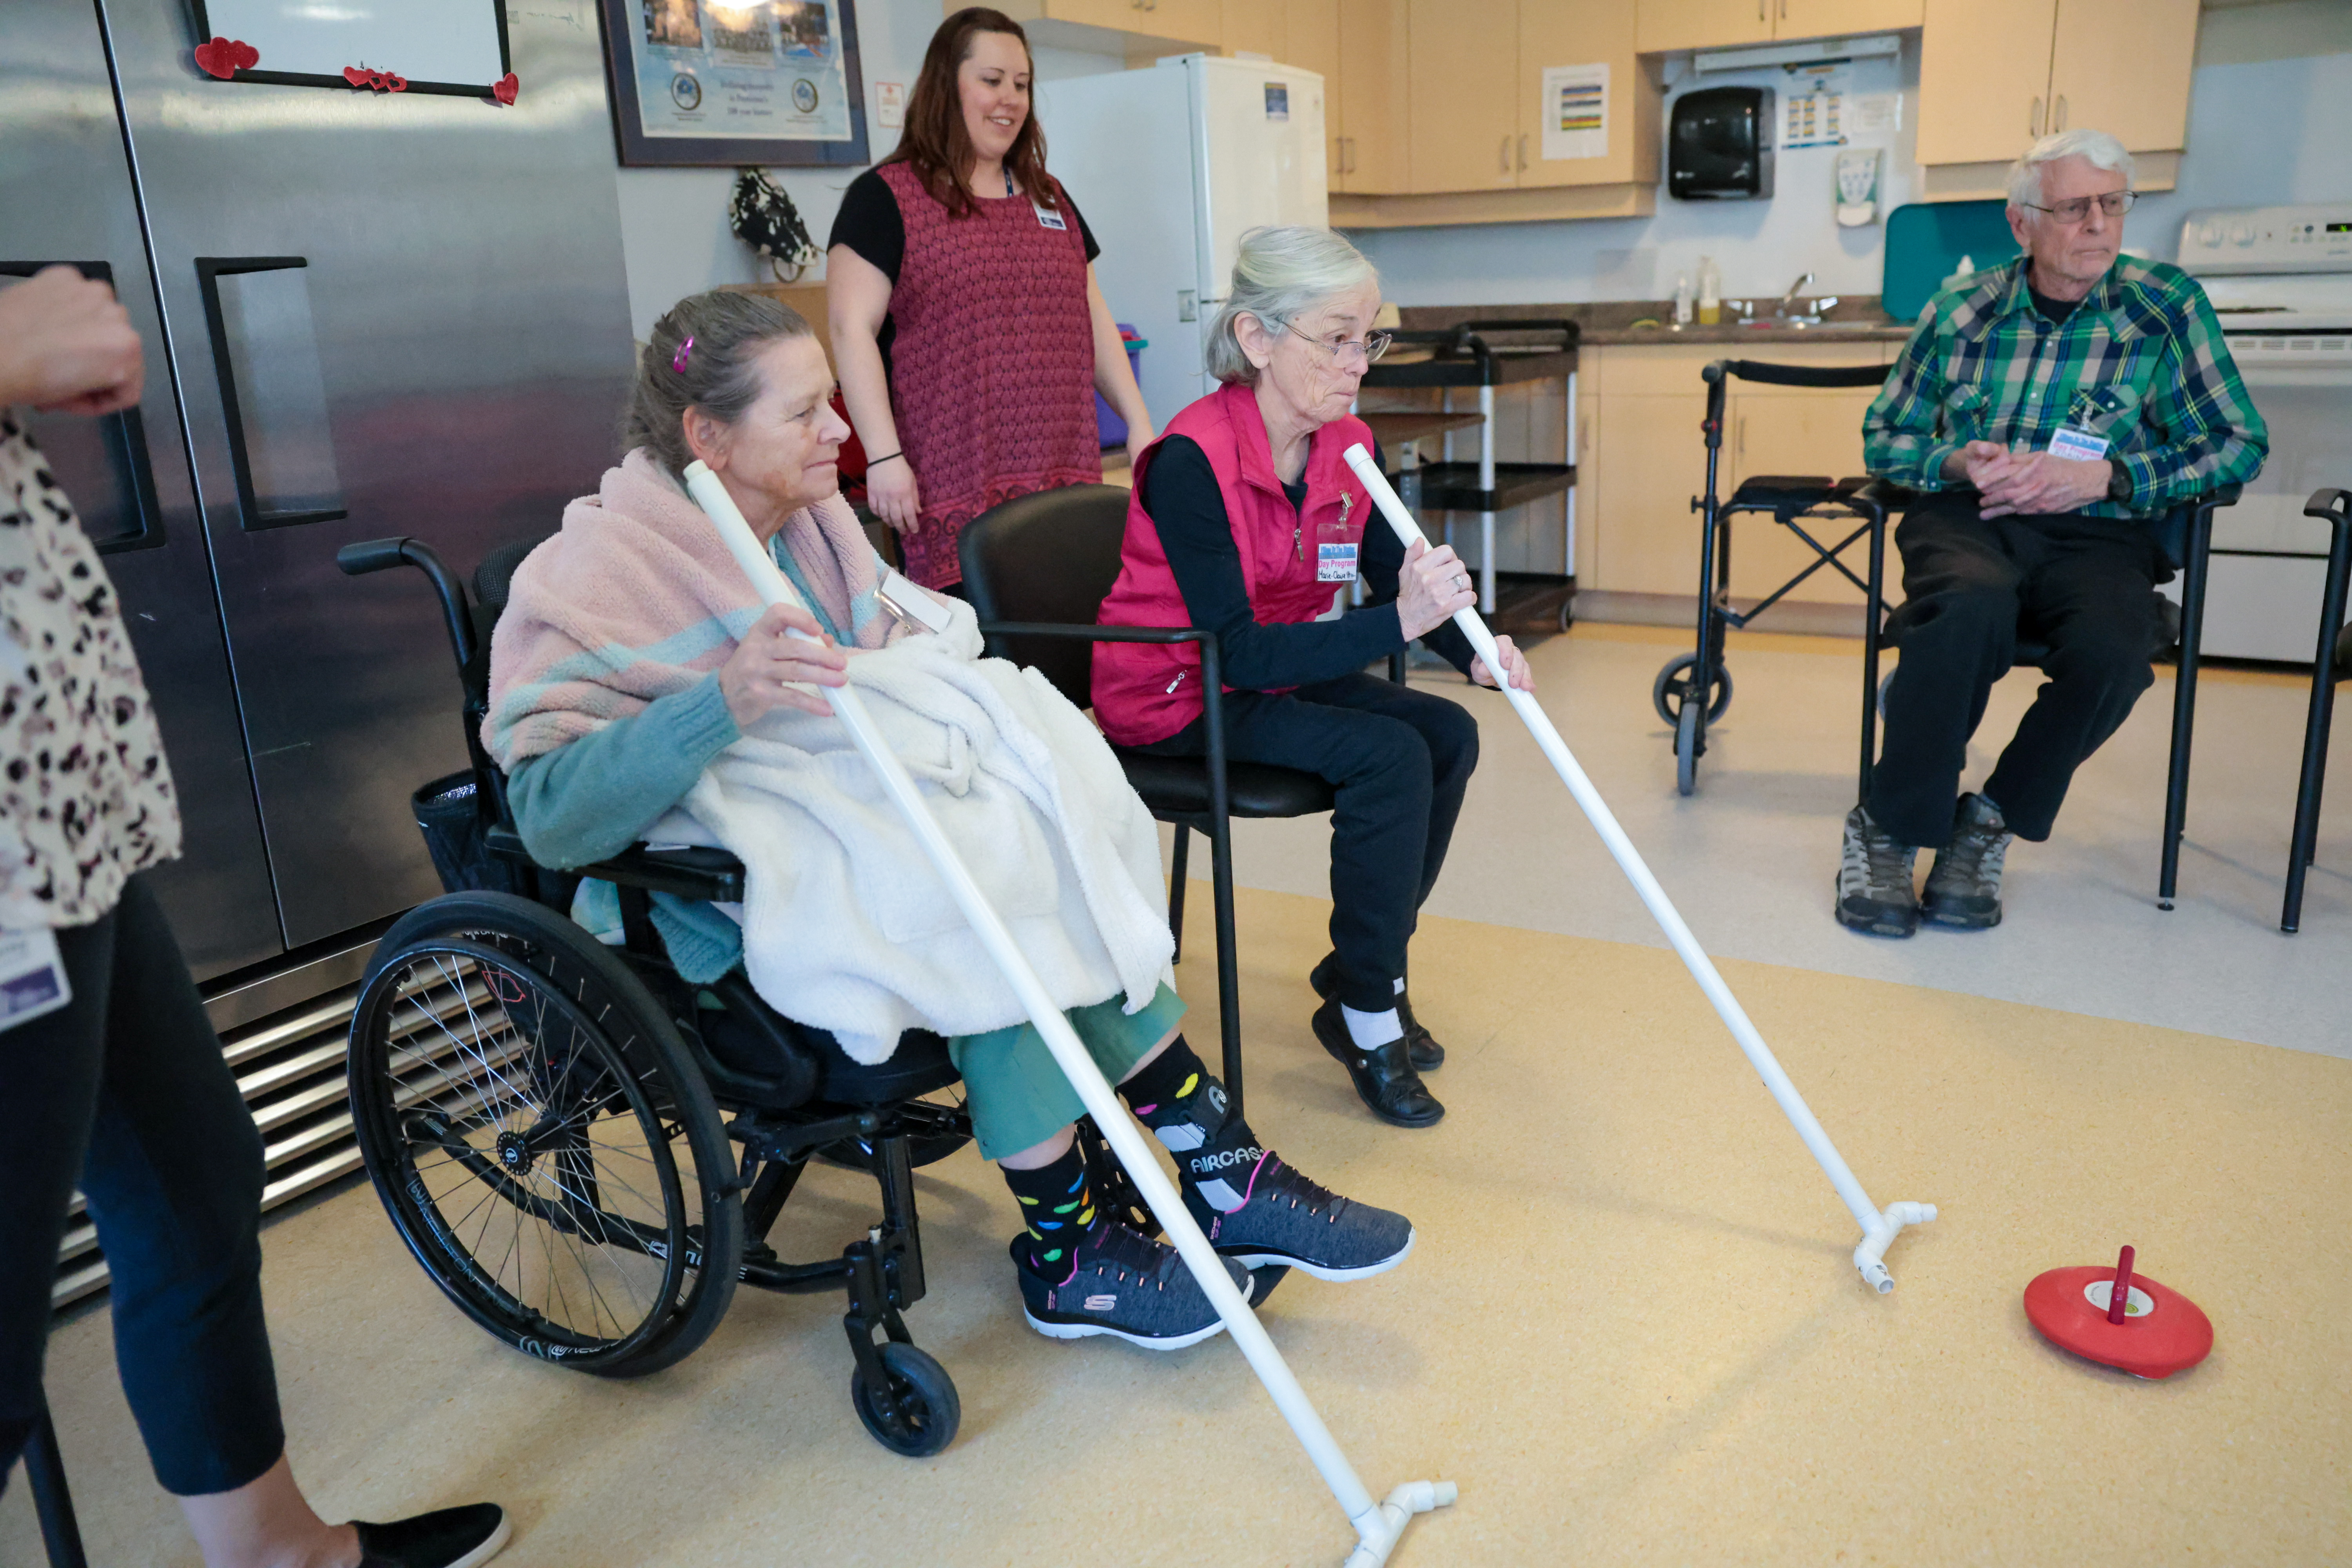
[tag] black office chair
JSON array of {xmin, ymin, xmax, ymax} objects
[
  {"xmin": 1871, "ymin": 484, "xmax": 2241, "ymax": 910},
  {"xmin": 2282, "ymin": 486, "xmax": 2352, "ymax": 933},
  {"xmin": 959, "ymin": 485, "xmax": 1352, "ymax": 1119},
  {"xmin": 20, "ymin": 1393, "xmax": 88, "ymax": 1568}
]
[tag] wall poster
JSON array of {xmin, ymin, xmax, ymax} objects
[
  {"xmin": 1539, "ymin": 64, "xmax": 1609, "ymax": 162},
  {"xmin": 600, "ymin": 0, "xmax": 870, "ymax": 168}
]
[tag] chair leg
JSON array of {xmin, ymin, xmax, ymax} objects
[
  {"xmin": 2283, "ymin": 521, "xmax": 2352, "ymax": 932},
  {"xmin": 1209, "ymin": 820, "xmax": 1243, "ymax": 1118},
  {"xmin": 25, "ymin": 1396, "xmax": 90, "ymax": 1568},
  {"xmin": 2159, "ymin": 506, "xmax": 2214, "ymax": 910},
  {"xmin": 1167, "ymin": 822, "xmax": 1190, "ymax": 965},
  {"xmin": 1858, "ymin": 503, "xmax": 1887, "ymax": 804}
]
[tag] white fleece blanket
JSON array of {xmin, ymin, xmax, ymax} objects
[{"xmin": 656, "ymin": 608, "xmax": 1175, "ymax": 1062}]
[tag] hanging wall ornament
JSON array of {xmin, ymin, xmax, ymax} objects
[
  {"xmin": 728, "ymin": 169, "xmax": 820, "ymax": 284},
  {"xmin": 492, "ymin": 73, "xmax": 520, "ymax": 105},
  {"xmin": 193, "ymin": 37, "xmax": 260, "ymax": 79}
]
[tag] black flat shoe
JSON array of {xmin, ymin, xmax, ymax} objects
[
  {"xmin": 1311, "ymin": 1000, "xmax": 1445, "ymax": 1128},
  {"xmin": 1308, "ymin": 956, "xmax": 1445, "ymax": 1071},
  {"xmin": 356, "ymin": 1503, "xmax": 510, "ymax": 1568}
]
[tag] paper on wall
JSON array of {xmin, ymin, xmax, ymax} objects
[
  {"xmin": 1847, "ymin": 92, "xmax": 1901, "ymax": 139},
  {"xmin": 1540, "ymin": 64, "xmax": 1608, "ymax": 161}
]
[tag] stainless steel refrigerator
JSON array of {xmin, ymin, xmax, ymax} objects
[{"xmin": 6, "ymin": 0, "xmax": 636, "ymax": 1299}]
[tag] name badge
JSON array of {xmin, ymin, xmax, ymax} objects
[
  {"xmin": 1315, "ymin": 514, "xmax": 1361, "ymax": 584},
  {"xmin": 878, "ymin": 566, "xmax": 952, "ymax": 633},
  {"xmin": 1032, "ymin": 200, "xmax": 1067, "ymax": 231},
  {"xmin": 0, "ymin": 926, "xmax": 73, "ymax": 1033},
  {"xmin": 2049, "ymin": 426, "xmax": 2111, "ymax": 462}
]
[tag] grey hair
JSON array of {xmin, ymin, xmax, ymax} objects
[
  {"xmin": 2006, "ymin": 128, "xmax": 2135, "ymax": 212},
  {"xmin": 1205, "ymin": 225, "xmax": 1379, "ymax": 385},
  {"xmin": 623, "ymin": 289, "xmax": 813, "ymax": 474}
]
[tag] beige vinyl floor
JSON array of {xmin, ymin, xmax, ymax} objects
[{"xmin": 7, "ymin": 628, "xmax": 2348, "ymax": 1567}]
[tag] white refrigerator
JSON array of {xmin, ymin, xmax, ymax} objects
[{"xmin": 1037, "ymin": 53, "xmax": 1330, "ymax": 428}]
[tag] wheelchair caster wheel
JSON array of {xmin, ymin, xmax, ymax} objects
[
  {"xmin": 852, "ymin": 1342, "xmax": 960, "ymax": 1457},
  {"xmin": 1653, "ymin": 653, "xmax": 1732, "ymax": 727},
  {"xmin": 1675, "ymin": 702, "xmax": 1700, "ymax": 797}
]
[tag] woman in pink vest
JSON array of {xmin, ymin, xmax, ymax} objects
[
  {"xmin": 828, "ymin": 8, "xmax": 1154, "ymax": 593},
  {"xmin": 1093, "ymin": 227, "xmax": 1533, "ymax": 1131}
]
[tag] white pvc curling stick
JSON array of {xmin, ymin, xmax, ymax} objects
[
  {"xmin": 1343, "ymin": 444, "xmax": 1935, "ymax": 1293},
  {"xmin": 683, "ymin": 463, "xmax": 1452, "ymax": 1567}
]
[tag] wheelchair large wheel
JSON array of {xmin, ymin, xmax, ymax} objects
[
  {"xmin": 1653, "ymin": 653, "xmax": 1733, "ymax": 727},
  {"xmin": 349, "ymin": 893, "xmax": 743, "ymax": 1379}
]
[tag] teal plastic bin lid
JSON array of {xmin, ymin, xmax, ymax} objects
[{"xmin": 1882, "ymin": 200, "xmax": 2020, "ymax": 323}]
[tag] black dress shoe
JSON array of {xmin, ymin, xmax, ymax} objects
[
  {"xmin": 1308, "ymin": 956, "xmax": 1445, "ymax": 1071},
  {"xmin": 1311, "ymin": 1000, "xmax": 1445, "ymax": 1128}
]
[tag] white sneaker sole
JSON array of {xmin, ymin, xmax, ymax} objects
[
  {"xmin": 445, "ymin": 1514, "xmax": 514, "ymax": 1568},
  {"xmin": 1220, "ymin": 1226, "xmax": 1415, "ymax": 1282},
  {"xmin": 1021, "ymin": 1269, "xmax": 1254, "ymax": 1351}
]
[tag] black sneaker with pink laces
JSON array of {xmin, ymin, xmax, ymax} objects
[{"xmin": 1188, "ymin": 1154, "xmax": 1415, "ymax": 1283}]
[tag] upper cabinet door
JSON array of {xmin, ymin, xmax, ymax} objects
[
  {"xmin": 1406, "ymin": 0, "xmax": 1517, "ymax": 193},
  {"xmin": 1635, "ymin": 0, "xmax": 1774, "ymax": 53},
  {"xmin": 1282, "ymin": 0, "xmax": 1344, "ymax": 179},
  {"xmin": 1773, "ymin": 0, "xmax": 1924, "ymax": 39},
  {"xmin": 1916, "ymin": 0, "xmax": 2058, "ymax": 165},
  {"xmin": 1224, "ymin": 0, "xmax": 1289, "ymax": 58},
  {"xmin": 1039, "ymin": 0, "xmax": 1145, "ymax": 29},
  {"xmin": 1337, "ymin": 0, "xmax": 1409, "ymax": 192},
  {"xmin": 2047, "ymin": 0, "xmax": 2197, "ymax": 152},
  {"xmin": 1519, "ymin": 0, "xmax": 1651, "ymax": 189},
  {"xmin": 1145, "ymin": 0, "xmax": 1227, "ymax": 45}
]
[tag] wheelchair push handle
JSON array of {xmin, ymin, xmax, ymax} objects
[
  {"xmin": 334, "ymin": 535, "xmax": 479, "ymax": 675},
  {"xmin": 336, "ymin": 536, "xmax": 416, "ymax": 576}
]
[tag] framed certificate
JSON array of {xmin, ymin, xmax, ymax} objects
[{"xmin": 600, "ymin": 0, "xmax": 871, "ymax": 169}]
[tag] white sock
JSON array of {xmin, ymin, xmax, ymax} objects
[{"xmin": 1342, "ymin": 1004, "xmax": 1404, "ymax": 1049}]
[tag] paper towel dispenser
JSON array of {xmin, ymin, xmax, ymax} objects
[{"xmin": 1670, "ymin": 87, "xmax": 1775, "ymax": 201}]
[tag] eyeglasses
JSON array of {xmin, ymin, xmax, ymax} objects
[
  {"xmin": 1277, "ymin": 318, "xmax": 1394, "ymax": 367},
  {"xmin": 2021, "ymin": 190, "xmax": 2138, "ymax": 224}
]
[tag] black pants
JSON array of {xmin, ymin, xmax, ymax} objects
[
  {"xmin": 0, "ymin": 875, "xmax": 285, "ymax": 1497},
  {"xmin": 1134, "ymin": 671, "xmax": 1479, "ymax": 1012},
  {"xmin": 1868, "ymin": 494, "xmax": 2167, "ymax": 846}
]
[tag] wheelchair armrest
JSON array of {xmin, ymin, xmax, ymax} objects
[
  {"xmin": 579, "ymin": 844, "xmax": 747, "ymax": 903},
  {"xmin": 2305, "ymin": 487, "xmax": 2352, "ymax": 526},
  {"xmin": 977, "ymin": 620, "xmax": 1210, "ymax": 645},
  {"xmin": 1846, "ymin": 477, "xmax": 1917, "ymax": 512}
]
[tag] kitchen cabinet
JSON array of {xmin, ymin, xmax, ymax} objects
[
  {"xmin": 1635, "ymin": 0, "xmax": 1919, "ymax": 54},
  {"xmin": 1517, "ymin": 0, "xmax": 1658, "ymax": 192},
  {"xmin": 1916, "ymin": 0, "xmax": 2195, "ymax": 194},
  {"xmin": 994, "ymin": 0, "xmax": 1221, "ymax": 54},
  {"xmin": 1406, "ymin": 0, "xmax": 1518, "ymax": 193},
  {"xmin": 1222, "ymin": 0, "xmax": 1287, "ymax": 58}
]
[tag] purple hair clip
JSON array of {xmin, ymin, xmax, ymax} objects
[{"xmin": 671, "ymin": 335, "xmax": 695, "ymax": 373}]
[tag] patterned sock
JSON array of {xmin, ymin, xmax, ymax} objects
[
  {"xmin": 1001, "ymin": 1142, "xmax": 1093, "ymax": 1280},
  {"xmin": 1118, "ymin": 1038, "xmax": 1264, "ymax": 1214}
]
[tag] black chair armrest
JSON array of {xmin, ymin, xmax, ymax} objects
[
  {"xmin": 2188, "ymin": 483, "xmax": 2244, "ymax": 512},
  {"xmin": 2305, "ymin": 487, "xmax": 2352, "ymax": 525},
  {"xmin": 1847, "ymin": 477, "xmax": 1917, "ymax": 511},
  {"xmin": 578, "ymin": 844, "xmax": 747, "ymax": 903},
  {"xmin": 978, "ymin": 620, "xmax": 1211, "ymax": 645}
]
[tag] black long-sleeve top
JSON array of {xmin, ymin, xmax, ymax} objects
[{"xmin": 1136, "ymin": 434, "xmax": 1477, "ymax": 692}]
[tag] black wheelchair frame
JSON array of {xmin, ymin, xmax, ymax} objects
[{"xmin": 333, "ymin": 534, "xmax": 1162, "ymax": 1458}]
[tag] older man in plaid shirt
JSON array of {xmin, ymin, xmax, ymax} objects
[{"xmin": 1843, "ymin": 128, "xmax": 2267, "ymax": 937}]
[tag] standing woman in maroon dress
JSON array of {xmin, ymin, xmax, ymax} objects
[{"xmin": 828, "ymin": 7, "xmax": 1153, "ymax": 592}]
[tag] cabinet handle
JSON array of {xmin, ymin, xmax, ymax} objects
[
  {"xmin": 1518, "ymin": 133, "xmax": 1528, "ymax": 171},
  {"xmin": 1779, "ymin": 0, "xmax": 1788, "ymax": 16},
  {"xmin": 2029, "ymin": 96, "xmax": 2043, "ymax": 137},
  {"xmin": 1757, "ymin": 0, "xmax": 1766, "ymax": 18},
  {"xmin": 2054, "ymin": 94, "xmax": 2067, "ymax": 131},
  {"xmin": 1736, "ymin": 415, "xmax": 1746, "ymax": 461},
  {"xmin": 1499, "ymin": 134, "xmax": 1511, "ymax": 174}
]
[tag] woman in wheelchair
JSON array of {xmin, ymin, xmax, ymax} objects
[{"xmin": 484, "ymin": 290, "xmax": 1412, "ymax": 1352}]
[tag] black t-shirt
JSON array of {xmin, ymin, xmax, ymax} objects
[
  {"xmin": 827, "ymin": 166, "xmax": 1101, "ymax": 283},
  {"xmin": 826, "ymin": 167, "xmax": 1102, "ymax": 388},
  {"xmin": 2028, "ymin": 283, "xmax": 2083, "ymax": 325},
  {"xmin": 1137, "ymin": 433, "xmax": 1478, "ymax": 693}
]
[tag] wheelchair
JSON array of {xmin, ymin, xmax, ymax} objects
[{"xmin": 332, "ymin": 533, "xmax": 1168, "ymax": 1458}]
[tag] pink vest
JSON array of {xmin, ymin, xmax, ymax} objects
[{"xmin": 1092, "ymin": 381, "xmax": 1375, "ymax": 746}]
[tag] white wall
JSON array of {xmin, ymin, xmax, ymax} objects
[
  {"xmin": 612, "ymin": 0, "xmax": 1121, "ymax": 338},
  {"xmin": 1354, "ymin": 6, "xmax": 2352, "ymax": 310}
]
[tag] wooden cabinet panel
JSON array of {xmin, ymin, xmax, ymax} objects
[
  {"xmin": 1721, "ymin": 389, "xmax": 1881, "ymax": 604},
  {"xmin": 1034, "ymin": 0, "xmax": 1146, "ymax": 29},
  {"xmin": 1916, "ymin": 0, "xmax": 2057, "ymax": 166},
  {"xmin": 1592, "ymin": 393, "xmax": 1711, "ymax": 595},
  {"xmin": 1635, "ymin": 0, "xmax": 1772, "ymax": 53},
  {"xmin": 1143, "ymin": 0, "xmax": 1225, "ymax": 44},
  {"xmin": 1223, "ymin": 0, "xmax": 1287, "ymax": 58},
  {"xmin": 1283, "ymin": 0, "xmax": 1342, "ymax": 177},
  {"xmin": 1406, "ymin": 0, "xmax": 1517, "ymax": 193},
  {"xmin": 1774, "ymin": 0, "xmax": 1923, "ymax": 39},
  {"xmin": 2047, "ymin": 0, "xmax": 2197, "ymax": 152},
  {"xmin": 1337, "ymin": 0, "xmax": 1409, "ymax": 192},
  {"xmin": 1518, "ymin": 0, "xmax": 1656, "ymax": 190}
]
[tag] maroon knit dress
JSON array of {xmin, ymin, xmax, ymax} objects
[{"xmin": 877, "ymin": 162, "xmax": 1101, "ymax": 588}]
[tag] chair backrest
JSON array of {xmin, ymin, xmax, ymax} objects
[{"xmin": 957, "ymin": 483, "xmax": 1135, "ymax": 711}]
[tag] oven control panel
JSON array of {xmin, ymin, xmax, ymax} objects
[{"xmin": 2180, "ymin": 203, "xmax": 2352, "ymax": 275}]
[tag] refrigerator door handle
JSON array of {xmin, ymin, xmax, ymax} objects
[
  {"xmin": 192, "ymin": 255, "xmax": 349, "ymax": 531},
  {"xmin": 0, "ymin": 259, "xmax": 165, "ymax": 554}
]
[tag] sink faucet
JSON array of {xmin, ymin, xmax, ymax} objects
[{"xmin": 1773, "ymin": 272, "xmax": 1816, "ymax": 319}]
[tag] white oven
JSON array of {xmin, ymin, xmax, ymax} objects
[{"xmin": 2174, "ymin": 203, "xmax": 2352, "ymax": 663}]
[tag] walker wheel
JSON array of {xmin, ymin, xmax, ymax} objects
[
  {"xmin": 1676, "ymin": 702, "xmax": 1700, "ymax": 796},
  {"xmin": 1653, "ymin": 653, "xmax": 1733, "ymax": 726},
  {"xmin": 851, "ymin": 1342, "xmax": 961, "ymax": 1457}
]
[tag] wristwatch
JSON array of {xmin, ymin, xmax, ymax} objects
[{"xmin": 2106, "ymin": 462, "xmax": 2134, "ymax": 503}]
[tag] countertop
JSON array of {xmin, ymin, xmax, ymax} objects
[{"xmin": 1397, "ymin": 298, "xmax": 1915, "ymax": 348}]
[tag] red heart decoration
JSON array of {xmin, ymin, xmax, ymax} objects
[
  {"xmin": 382, "ymin": 72, "xmax": 407, "ymax": 93},
  {"xmin": 194, "ymin": 36, "xmax": 255, "ymax": 79},
  {"xmin": 492, "ymin": 72, "xmax": 519, "ymax": 106},
  {"xmin": 343, "ymin": 65, "xmax": 375, "ymax": 88}
]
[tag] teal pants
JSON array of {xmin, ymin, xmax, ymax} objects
[{"xmin": 947, "ymin": 983, "xmax": 1187, "ymax": 1161}]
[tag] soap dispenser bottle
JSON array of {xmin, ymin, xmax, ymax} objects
[{"xmin": 1697, "ymin": 257, "xmax": 1721, "ymax": 326}]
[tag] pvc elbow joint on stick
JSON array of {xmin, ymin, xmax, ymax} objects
[
  {"xmin": 1341, "ymin": 443, "xmax": 1938, "ymax": 1293},
  {"xmin": 681, "ymin": 461, "xmax": 1455, "ymax": 1566}
]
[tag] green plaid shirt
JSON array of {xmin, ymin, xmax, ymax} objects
[{"xmin": 1864, "ymin": 254, "xmax": 2267, "ymax": 517}]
